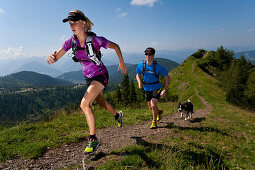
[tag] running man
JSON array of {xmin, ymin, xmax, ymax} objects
[{"xmin": 136, "ymin": 47, "xmax": 170, "ymax": 129}]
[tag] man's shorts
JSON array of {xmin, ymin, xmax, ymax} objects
[
  {"xmin": 85, "ymin": 72, "xmax": 109, "ymax": 89},
  {"xmin": 145, "ymin": 89, "xmax": 161, "ymax": 102}
]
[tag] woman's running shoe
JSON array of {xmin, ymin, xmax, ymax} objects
[{"xmin": 84, "ymin": 138, "xmax": 100, "ymax": 155}]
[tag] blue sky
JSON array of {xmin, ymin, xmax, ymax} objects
[{"xmin": 0, "ymin": 0, "xmax": 255, "ymax": 60}]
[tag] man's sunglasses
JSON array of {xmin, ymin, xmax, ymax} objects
[{"xmin": 145, "ymin": 53, "xmax": 153, "ymax": 56}]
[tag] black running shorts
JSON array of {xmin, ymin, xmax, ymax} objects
[
  {"xmin": 145, "ymin": 89, "xmax": 161, "ymax": 102},
  {"xmin": 85, "ymin": 72, "xmax": 109, "ymax": 89}
]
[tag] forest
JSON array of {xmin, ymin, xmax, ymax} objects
[{"xmin": 197, "ymin": 46, "xmax": 255, "ymax": 110}]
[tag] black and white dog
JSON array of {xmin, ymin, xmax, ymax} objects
[{"xmin": 178, "ymin": 100, "xmax": 194, "ymax": 120}]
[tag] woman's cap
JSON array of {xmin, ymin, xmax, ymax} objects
[
  {"xmin": 144, "ymin": 47, "xmax": 155, "ymax": 55},
  {"xmin": 63, "ymin": 11, "xmax": 86, "ymax": 23}
]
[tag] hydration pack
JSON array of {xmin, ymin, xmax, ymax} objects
[
  {"xmin": 71, "ymin": 31, "xmax": 102, "ymax": 65},
  {"xmin": 142, "ymin": 60, "xmax": 160, "ymax": 84}
]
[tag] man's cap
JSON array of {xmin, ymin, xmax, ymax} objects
[
  {"xmin": 144, "ymin": 47, "xmax": 155, "ymax": 55},
  {"xmin": 63, "ymin": 11, "xmax": 86, "ymax": 23}
]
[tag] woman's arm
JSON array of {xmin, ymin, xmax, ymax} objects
[
  {"xmin": 46, "ymin": 48, "xmax": 66, "ymax": 65},
  {"xmin": 108, "ymin": 41, "xmax": 127, "ymax": 74}
]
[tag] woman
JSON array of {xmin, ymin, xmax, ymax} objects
[{"xmin": 46, "ymin": 10, "xmax": 127, "ymax": 154}]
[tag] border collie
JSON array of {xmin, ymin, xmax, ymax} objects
[{"xmin": 178, "ymin": 100, "xmax": 194, "ymax": 120}]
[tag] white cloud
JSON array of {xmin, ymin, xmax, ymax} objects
[
  {"xmin": 248, "ymin": 28, "xmax": 255, "ymax": 32},
  {"xmin": 0, "ymin": 47, "xmax": 31, "ymax": 60},
  {"xmin": 0, "ymin": 8, "xmax": 4, "ymax": 14},
  {"xmin": 118, "ymin": 12, "xmax": 128, "ymax": 17},
  {"xmin": 116, "ymin": 7, "xmax": 127, "ymax": 17},
  {"xmin": 131, "ymin": 0, "xmax": 158, "ymax": 7}
]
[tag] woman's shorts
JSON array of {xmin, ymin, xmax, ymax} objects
[
  {"xmin": 85, "ymin": 72, "xmax": 109, "ymax": 89},
  {"xmin": 145, "ymin": 89, "xmax": 161, "ymax": 102}
]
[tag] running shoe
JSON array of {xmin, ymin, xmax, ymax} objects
[
  {"xmin": 116, "ymin": 111, "xmax": 123, "ymax": 127},
  {"xmin": 157, "ymin": 110, "xmax": 163, "ymax": 121},
  {"xmin": 84, "ymin": 138, "xmax": 100, "ymax": 155},
  {"xmin": 150, "ymin": 120, "xmax": 157, "ymax": 129}
]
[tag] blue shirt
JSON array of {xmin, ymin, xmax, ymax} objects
[{"xmin": 136, "ymin": 61, "xmax": 168, "ymax": 91}]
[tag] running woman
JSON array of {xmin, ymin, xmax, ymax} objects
[
  {"xmin": 46, "ymin": 10, "xmax": 127, "ymax": 154},
  {"xmin": 136, "ymin": 47, "xmax": 170, "ymax": 129}
]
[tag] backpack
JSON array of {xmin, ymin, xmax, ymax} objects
[
  {"xmin": 142, "ymin": 60, "xmax": 160, "ymax": 84},
  {"xmin": 71, "ymin": 31, "xmax": 102, "ymax": 65}
]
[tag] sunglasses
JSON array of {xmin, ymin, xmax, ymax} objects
[{"xmin": 145, "ymin": 53, "xmax": 153, "ymax": 56}]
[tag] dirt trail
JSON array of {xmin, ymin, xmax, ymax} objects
[{"xmin": 0, "ymin": 91, "xmax": 212, "ymax": 170}]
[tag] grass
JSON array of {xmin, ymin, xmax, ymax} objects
[
  {"xmin": 0, "ymin": 101, "xmax": 176, "ymax": 162},
  {"xmin": 1, "ymin": 56, "xmax": 255, "ymax": 169}
]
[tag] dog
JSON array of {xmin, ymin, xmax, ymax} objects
[{"xmin": 178, "ymin": 100, "xmax": 194, "ymax": 120}]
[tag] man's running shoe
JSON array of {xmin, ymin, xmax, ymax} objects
[
  {"xmin": 116, "ymin": 111, "xmax": 123, "ymax": 127},
  {"xmin": 150, "ymin": 120, "xmax": 157, "ymax": 129},
  {"xmin": 157, "ymin": 110, "xmax": 163, "ymax": 121},
  {"xmin": 84, "ymin": 138, "xmax": 100, "ymax": 155}
]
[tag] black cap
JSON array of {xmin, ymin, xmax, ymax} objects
[
  {"xmin": 63, "ymin": 11, "xmax": 86, "ymax": 23},
  {"xmin": 144, "ymin": 47, "xmax": 155, "ymax": 55}
]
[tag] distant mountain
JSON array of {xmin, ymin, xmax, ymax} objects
[
  {"xmin": 0, "ymin": 71, "xmax": 73, "ymax": 88},
  {"xmin": 234, "ymin": 50, "xmax": 255, "ymax": 62}
]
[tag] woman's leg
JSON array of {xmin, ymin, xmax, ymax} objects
[
  {"xmin": 80, "ymin": 81, "xmax": 104, "ymax": 135},
  {"xmin": 95, "ymin": 92, "xmax": 117, "ymax": 116}
]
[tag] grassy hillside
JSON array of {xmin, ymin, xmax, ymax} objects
[
  {"xmin": 0, "ymin": 71, "xmax": 73, "ymax": 88},
  {"xmin": 1, "ymin": 56, "xmax": 255, "ymax": 169},
  {"xmin": 100, "ymin": 56, "xmax": 255, "ymax": 169}
]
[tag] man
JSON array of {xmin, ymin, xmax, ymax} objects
[{"xmin": 136, "ymin": 47, "xmax": 170, "ymax": 129}]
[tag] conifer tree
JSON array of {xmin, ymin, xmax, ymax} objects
[
  {"xmin": 115, "ymin": 84, "xmax": 122, "ymax": 103},
  {"xmin": 129, "ymin": 79, "xmax": 137, "ymax": 104},
  {"xmin": 120, "ymin": 74, "xmax": 130, "ymax": 105}
]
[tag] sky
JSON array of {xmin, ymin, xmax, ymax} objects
[{"xmin": 0, "ymin": 0, "xmax": 255, "ymax": 61}]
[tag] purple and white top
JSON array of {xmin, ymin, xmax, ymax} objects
[{"xmin": 62, "ymin": 35, "xmax": 110, "ymax": 78}]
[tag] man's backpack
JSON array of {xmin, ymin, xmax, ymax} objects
[
  {"xmin": 71, "ymin": 31, "xmax": 102, "ymax": 65},
  {"xmin": 142, "ymin": 60, "xmax": 160, "ymax": 84}
]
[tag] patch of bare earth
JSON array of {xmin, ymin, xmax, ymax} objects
[{"xmin": 0, "ymin": 90, "xmax": 212, "ymax": 169}]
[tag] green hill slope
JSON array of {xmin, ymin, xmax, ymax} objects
[
  {"xmin": 0, "ymin": 55, "xmax": 255, "ymax": 169},
  {"xmin": 0, "ymin": 71, "xmax": 73, "ymax": 88}
]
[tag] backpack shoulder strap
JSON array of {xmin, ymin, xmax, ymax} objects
[
  {"xmin": 142, "ymin": 60, "xmax": 146, "ymax": 75},
  {"xmin": 153, "ymin": 60, "xmax": 157, "ymax": 75},
  {"xmin": 153, "ymin": 60, "xmax": 159, "ymax": 80},
  {"xmin": 85, "ymin": 32, "xmax": 102, "ymax": 65}
]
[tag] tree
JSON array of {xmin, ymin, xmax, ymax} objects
[
  {"xmin": 129, "ymin": 79, "xmax": 137, "ymax": 104},
  {"xmin": 245, "ymin": 68, "xmax": 255, "ymax": 110},
  {"xmin": 215, "ymin": 46, "xmax": 234, "ymax": 71},
  {"xmin": 120, "ymin": 74, "xmax": 130, "ymax": 105}
]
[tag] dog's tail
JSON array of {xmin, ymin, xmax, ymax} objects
[{"xmin": 188, "ymin": 99, "xmax": 191, "ymax": 103}]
